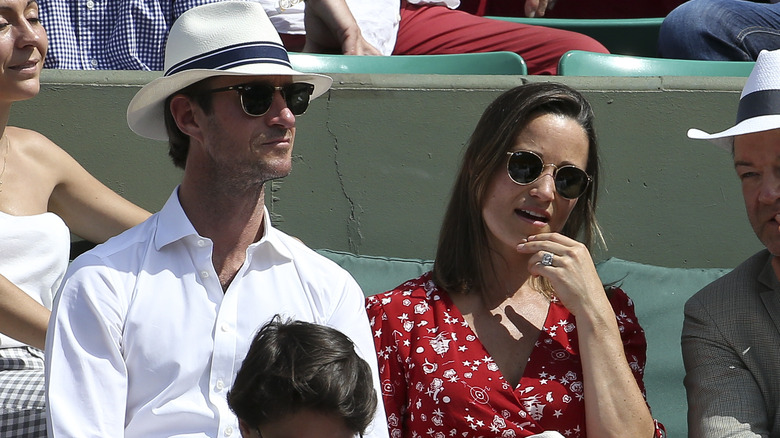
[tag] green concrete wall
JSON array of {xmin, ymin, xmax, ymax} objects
[{"xmin": 13, "ymin": 70, "xmax": 761, "ymax": 269}]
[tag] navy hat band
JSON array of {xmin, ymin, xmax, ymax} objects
[
  {"xmin": 736, "ymin": 89, "xmax": 780, "ymax": 124},
  {"xmin": 165, "ymin": 41, "xmax": 291, "ymax": 76}
]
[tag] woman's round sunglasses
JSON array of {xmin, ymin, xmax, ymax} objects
[
  {"xmin": 506, "ymin": 150, "xmax": 591, "ymax": 199},
  {"xmin": 205, "ymin": 82, "xmax": 315, "ymax": 117}
]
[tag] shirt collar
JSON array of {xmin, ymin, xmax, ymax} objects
[{"xmin": 153, "ymin": 186, "xmax": 294, "ymax": 262}]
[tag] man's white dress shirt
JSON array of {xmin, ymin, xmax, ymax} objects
[{"xmin": 45, "ymin": 188, "xmax": 388, "ymax": 438}]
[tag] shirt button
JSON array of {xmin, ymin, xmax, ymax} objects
[
  {"xmin": 200, "ymin": 271, "xmax": 209, "ymax": 279},
  {"xmin": 89, "ymin": 59, "xmax": 98, "ymax": 68},
  {"xmin": 224, "ymin": 426, "xmax": 233, "ymax": 436},
  {"xmin": 197, "ymin": 239, "xmax": 206, "ymax": 247},
  {"xmin": 220, "ymin": 323, "xmax": 230, "ymax": 332},
  {"xmin": 85, "ymin": 0, "xmax": 95, "ymax": 8},
  {"xmin": 215, "ymin": 379, "xmax": 225, "ymax": 391}
]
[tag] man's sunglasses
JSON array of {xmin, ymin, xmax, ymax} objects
[
  {"xmin": 205, "ymin": 82, "xmax": 315, "ymax": 117},
  {"xmin": 506, "ymin": 150, "xmax": 591, "ymax": 199}
]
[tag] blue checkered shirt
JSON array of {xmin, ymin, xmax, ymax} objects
[{"xmin": 40, "ymin": 0, "xmax": 222, "ymax": 70}]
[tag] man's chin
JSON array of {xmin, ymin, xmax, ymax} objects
[{"xmin": 761, "ymin": 237, "xmax": 780, "ymax": 257}]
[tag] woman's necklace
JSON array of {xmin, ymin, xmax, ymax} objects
[{"xmin": 0, "ymin": 136, "xmax": 9, "ymax": 192}]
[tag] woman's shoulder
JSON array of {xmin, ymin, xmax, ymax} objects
[
  {"xmin": 7, "ymin": 126, "xmax": 56, "ymax": 146},
  {"xmin": 366, "ymin": 271, "xmax": 445, "ymax": 310},
  {"xmin": 0, "ymin": 127, "xmax": 71, "ymax": 208},
  {"xmin": 7, "ymin": 126, "xmax": 67, "ymax": 163}
]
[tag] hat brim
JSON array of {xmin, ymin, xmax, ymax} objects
[
  {"xmin": 687, "ymin": 114, "xmax": 780, "ymax": 151},
  {"xmin": 127, "ymin": 65, "xmax": 332, "ymax": 141}
]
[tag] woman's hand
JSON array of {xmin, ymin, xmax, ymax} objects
[
  {"xmin": 517, "ymin": 232, "xmax": 606, "ymax": 316},
  {"xmin": 518, "ymin": 232, "xmax": 656, "ymax": 438}
]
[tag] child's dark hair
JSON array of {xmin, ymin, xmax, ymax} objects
[{"xmin": 227, "ymin": 316, "xmax": 377, "ymax": 434}]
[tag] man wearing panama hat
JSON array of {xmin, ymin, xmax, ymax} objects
[
  {"xmin": 44, "ymin": 2, "xmax": 388, "ymax": 437},
  {"xmin": 683, "ymin": 49, "xmax": 780, "ymax": 438}
]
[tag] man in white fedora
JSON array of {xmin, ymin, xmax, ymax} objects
[
  {"xmin": 44, "ymin": 2, "xmax": 388, "ymax": 437},
  {"xmin": 683, "ymin": 48, "xmax": 780, "ymax": 438}
]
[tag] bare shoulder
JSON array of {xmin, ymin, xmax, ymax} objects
[
  {"xmin": 7, "ymin": 126, "xmax": 82, "ymax": 180},
  {"xmin": 7, "ymin": 126, "xmax": 69, "ymax": 160},
  {"xmin": 0, "ymin": 127, "xmax": 73, "ymax": 214}
]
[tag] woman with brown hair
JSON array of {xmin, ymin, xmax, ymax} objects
[{"xmin": 366, "ymin": 83, "xmax": 665, "ymax": 437}]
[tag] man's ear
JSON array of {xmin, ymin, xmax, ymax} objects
[{"xmin": 169, "ymin": 94, "xmax": 205, "ymax": 144}]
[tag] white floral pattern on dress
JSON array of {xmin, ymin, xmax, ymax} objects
[{"xmin": 366, "ymin": 272, "xmax": 666, "ymax": 438}]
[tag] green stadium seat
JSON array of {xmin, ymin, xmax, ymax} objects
[
  {"xmin": 289, "ymin": 52, "xmax": 527, "ymax": 75},
  {"xmin": 487, "ymin": 16, "xmax": 663, "ymax": 57},
  {"xmin": 558, "ymin": 50, "xmax": 755, "ymax": 76}
]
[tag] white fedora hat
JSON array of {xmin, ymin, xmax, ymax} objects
[
  {"xmin": 688, "ymin": 49, "xmax": 780, "ymax": 151},
  {"xmin": 127, "ymin": 1, "xmax": 332, "ymax": 141}
]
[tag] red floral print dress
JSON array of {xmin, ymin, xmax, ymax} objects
[{"xmin": 365, "ymin": 272, "xmax": 666, "ymax": 438}]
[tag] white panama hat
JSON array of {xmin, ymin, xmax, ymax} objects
[
  {"xmin": 688, "ymin": 49, "xmax": 780, "ymax": 151},
  {"xmin": 126, "ymin": 1, "xmax": 332, "ymax": 141}
]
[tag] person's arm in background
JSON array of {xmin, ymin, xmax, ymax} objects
[{"xmin": 302, "ymin": 0, "xmax": 382, "ymax": 55}]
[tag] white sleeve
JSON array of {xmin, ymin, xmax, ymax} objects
[
  {"xmin": 327, "ymin": 275, "xmax": 390, "ymax": 438},
  {"xmin": 45, "ymin": 258, "xmax": 129, "ymax": 437}
]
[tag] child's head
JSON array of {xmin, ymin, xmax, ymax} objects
[{"xmin": 228, "ymin": 317, "xmax": 377, "ymax": 438}]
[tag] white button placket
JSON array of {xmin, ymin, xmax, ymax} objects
[{"xmin": 204, "ymin": 236, "xmax": 239, "ymax": 436}]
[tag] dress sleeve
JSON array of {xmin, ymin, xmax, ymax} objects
[
  {"xmin": 608, "ymin": 287, "xmax": 668, "ymax": 438},
  {"xmin": 366, "ymin": 293, "xmax": 408, "ymax": 436}
]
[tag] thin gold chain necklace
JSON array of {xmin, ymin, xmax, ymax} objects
[{"xmin": 0, "ymin": 136, "xmax": 9, "ymax": 192}]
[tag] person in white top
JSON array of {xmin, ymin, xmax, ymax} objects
[
  {"xmin": 44, "ymin": 2, "xmax": 388, "ymax": 438},
  {"xmin": 0, "ymin": 1, "xmax": 150, "ymax": 436}
]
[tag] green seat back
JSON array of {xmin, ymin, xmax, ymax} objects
[
  {"xmin": 487, "ymin": 16, "xmax": 663, "ymax": 57},
  {"xmin": 316, "ymin": 249, "xmax": 434, "ymax": 295},
  {"xmin": 289, "ymin": 52, "xmax": 527, "ymax": 75},
  {"xmin": 595, "ymin": 257, "xmax": 730, "ymax": 438},
  {"xmin": 558, "ymin": 50, "xmax": 755, "ymax": 76}
]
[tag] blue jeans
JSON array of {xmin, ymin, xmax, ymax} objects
[{"xmin": 658, "ymin": 0, "xmax": 780, "ymax": 61}]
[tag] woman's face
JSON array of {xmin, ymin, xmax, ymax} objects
[
  {"xmin": 0, "ymin": 0, "xmax": 46, "ymax": 103},
  {"xmin": 481, "ymin": 112, "xmax": 589, "ymax": 255}
]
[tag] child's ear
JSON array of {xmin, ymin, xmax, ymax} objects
[{"xmin": 238, "ymin": 418, "xmax": 255, "ymax": 438}]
